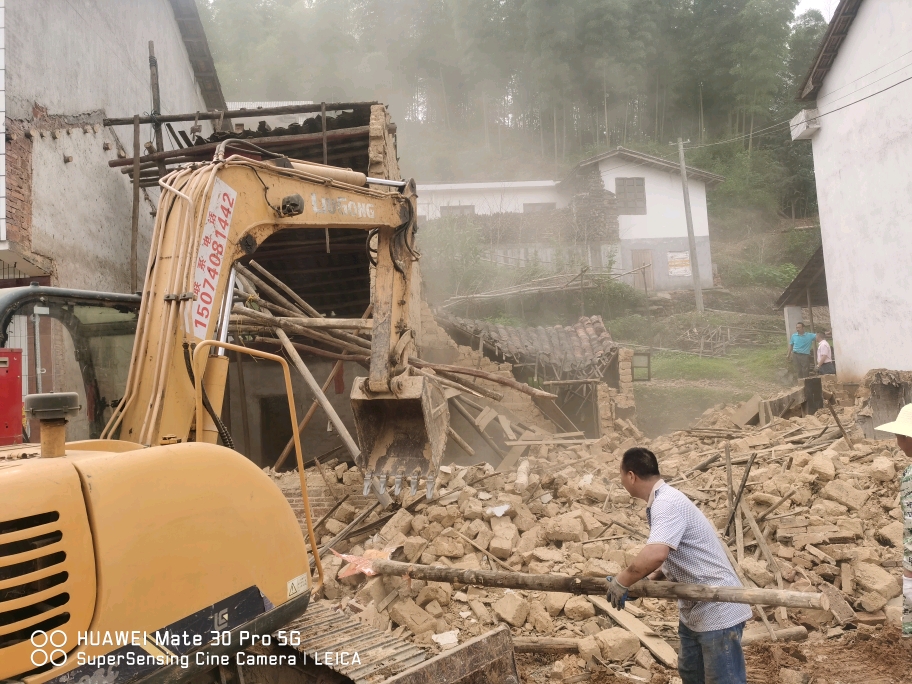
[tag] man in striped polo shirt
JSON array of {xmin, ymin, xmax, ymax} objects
[{"xmin": 606, "ymin": 448, "xmax": 752, "ymax": 684}]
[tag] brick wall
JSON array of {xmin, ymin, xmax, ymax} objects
[
  {"xmin": 567, "ymin": 163, "xmax": 619, "ymax": 243},
  {"xmin": 596, "ymin": 347, "xmax": 638, "ymax": 435},
  {"xmin": 4, "ymin": 107, "xmax": 111, "ymax": 261},
  {"xmin": 5, "ymin": 118, "xmax": 32, "ymax": 249},
  {"xmin": 419, "ymin": 300, "xmax": 556, "ymax": 431}
]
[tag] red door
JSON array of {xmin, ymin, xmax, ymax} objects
[{"xmin": 0, "ymin": 349, "xmax": 23, "ymax": 445}]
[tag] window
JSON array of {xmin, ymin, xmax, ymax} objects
[
  {"xmin": 523, "ymin": 202, "xmax": 556, "ymax": 213},
  {"xmin": 615, "ymin": 177, "xmax": 646, "ymax": 215},
  {"xmin": 440, "ymin": 205, "xmax": 475, "ymax": 217}
]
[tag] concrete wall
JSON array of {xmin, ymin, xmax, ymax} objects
[
  {"xmin": 617, "ymin": 236, "xmax": 713, "ymax": 291},
  {"xmin": 0, "ymin": 1, "xmax": 5, "ymax": 242},
  {"xmin": 417, "ymin": 181, "xmax": 563, "ymax": 220},
  {"xmin": 485, "ymin": 242, "xmax": 617, "ymax": 270},
  {"xmin": 596, "ymin": 159, "xmax": 711, "ymax": 241},
  {"xmin": 6, "ymin": 0, "xmax": 212, "ymax": 292},
  {"xmin": 806, "ymin": 0, "xmax": 912, "ymax": 382},
  {"xmin": 225, "ymin": 358, "xmax": 364, "ymax": 468},
  {"xmin": 7, "ymin": 1, "xmax": 205, "ymax": 125},
  {"xmin": 28, "ymin": 128, "xmax": 157, "ymax": 291}
]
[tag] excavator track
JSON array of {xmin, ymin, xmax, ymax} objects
[{"xmin": 280, "ymin": 601, "xmax": 427, "ymax": 683}]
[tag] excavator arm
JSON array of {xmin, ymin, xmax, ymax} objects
[{"xmin": 101, "ymin": 150, "xmax": 446, "ymax": 489}]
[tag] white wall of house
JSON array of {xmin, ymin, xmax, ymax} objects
[
  {"xmin": 485, "ymin": 243, "xmax": 617, "ymax": 271},
  {"xmin": 417, "ymin": 161, "xmax": 715, "ymax": 291},
  {"xmin": 7, "ymin": 1, "xmax": 206, "ymax": 125},
  {"xmin": 596, "ymin": 160, "xmax": 710, "ymax": 240},
  {"xmin": 805, "ymin": 0, "xmax": 912, "ymax": 382},
  {"xmin": 417, "ymin": 181, "xmax": 563, "ymax": 219},
  {"xmin": 598, "ymin": 159, "xmax": 714, "ymax": 291},
  {"xmin": 5, "ymin": 0, "xmax": 212, "ymax": 292}
]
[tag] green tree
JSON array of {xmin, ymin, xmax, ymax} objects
[
  {"xmin": 730, "ymin": 0, "xmax": 798, "ymax": 153},
  {"xmin": 198, "ymin": 0, "xmax": 824, "ymax": 214}
]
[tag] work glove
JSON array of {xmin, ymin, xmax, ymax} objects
[{"xmin": 606, "ymin": 576, "xmax": 629, "ymax": 611}]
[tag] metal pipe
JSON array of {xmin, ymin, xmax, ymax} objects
[
  {"xmin": 216, "ymin": 269, "xmax": 237, "ymax": 355},
  {"xmin": 32, "ymin": 313, "xmax": 42, "ymax": 393},
  {"xmin": 193, "ymin": 340, "xmax": 325, "ymax": 592},
  {"xmin": 131, "ymin": 115, "xmax": 141, "ymax": 293},
  {"xmin": 365, "ymin": 177, "xmax": 407, "ymax": 188},
  {"xmin": 102, "ymin": 169, "xmax": 188, "ymax": 438}
]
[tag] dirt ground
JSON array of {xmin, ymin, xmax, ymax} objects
[
  {"xmin": 744, "ymin": 628, "xmax": 912, "ymax": 684},
  {"xmin": 516, "ymin": 628, "xmax": 912, "ymax": 683}
]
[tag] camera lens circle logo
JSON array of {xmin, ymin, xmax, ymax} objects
[{"xmin": 30, "ymin": 630, "xmax": 68, "ymax": 667}]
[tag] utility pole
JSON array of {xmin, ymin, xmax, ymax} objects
[{"xmin": 677, "ymin": 138, "xmax": 704, "ymax": 313}]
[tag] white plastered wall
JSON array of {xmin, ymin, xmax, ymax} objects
[
  {"xmin": 596, "ymin": 160, "xmax": 710, "ymax": 241},
  {"xmin": 7, "ymin": 0, "xmax": 213, "ymax": 292},
  {"xmin": 808, "ymin": 0, "xmax": 912, "ymax": 382},
  {"xmin": 417, "ymin": 182, "xmax": 563, "ymax": 219}
]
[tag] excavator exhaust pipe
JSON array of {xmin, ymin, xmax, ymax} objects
[{"xmin": 350, "ymin": 375, "xmax": 449, "ymax": 499}]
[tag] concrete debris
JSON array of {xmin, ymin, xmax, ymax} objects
[
  {"xmin": 594, "ymin": 627, "xmax": 640, "ymax": 662},
  {"xmin": 266, "ymin": 382, "xmax": 909, "ymax": 679}
]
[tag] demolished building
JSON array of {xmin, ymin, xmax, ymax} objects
[{"xmin": 271, "ymin": 378, "xmax": 908, "ymax": 682}]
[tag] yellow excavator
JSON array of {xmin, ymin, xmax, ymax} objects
[{"xmin": 0, "ymin": 147, "xmax": 514, "ymax": 684}]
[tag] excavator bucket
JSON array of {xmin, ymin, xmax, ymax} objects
[{"xmin": 351, "ymin": 375, "xmax": 449, "ymax": 498}]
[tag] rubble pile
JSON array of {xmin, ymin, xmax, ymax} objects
[{"xmin": 274, "ymin": 395, "xmax": 909, "ymax": 682}]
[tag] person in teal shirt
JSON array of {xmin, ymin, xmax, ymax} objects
[{"xmin": 787, "ymin": 322, "xmax": 815, "ymax": 378}]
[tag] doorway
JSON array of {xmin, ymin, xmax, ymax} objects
[{"xmin": 631, "ymin": 250, "xmax": 654, "ymax": 293}]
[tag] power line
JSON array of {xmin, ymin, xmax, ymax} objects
[
  {"xmin": 681, "ymin": 119, "xmax": 792, "ymax": 150},
  {"xmin": 815, "ymin": 47, "xmax": 912, "ymax": 102},
  {"xmin": 818, "ymin": 59, "xmax": 912, "ymax": 109},
  {"xmin": 812, "ymin": 71, "xmax": 912, "ymax": 121},
  {"xmin": 684, "ymin": 70, "xmax": 912, "ymax": 152}
]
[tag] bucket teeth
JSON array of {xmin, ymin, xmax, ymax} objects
[
  {"xmin": 409, "ymin": 476, "xmax": 418, "ymax": 497},
  {"xmin": 394, "ymin": 475, "xmax": 403, "ymax": 496},
  {"xmin": 378, "ymin": 477, "xmax": 387, "ymax": 494},
  {"xmin": 363, "ymin": 473, "xmax": 373, "ymax": 496},
  {"xmin": 426, "ymin": 474, "xmax": 435, "ymax": 500}
]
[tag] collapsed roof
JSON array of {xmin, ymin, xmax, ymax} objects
[{"xmin": 438, "ymin": 314, "xmax": 618, "ymax": 381}]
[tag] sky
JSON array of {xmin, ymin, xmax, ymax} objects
[{"xmin": 796, "ymin": 0, "xmax": 837, "ymax": 21}]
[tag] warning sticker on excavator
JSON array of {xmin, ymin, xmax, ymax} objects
[
  {"xmin": 191, "ymin": 179, "xmax": 237, "ymax": 340},
  {"xmin": 287, "ymin": 572, "xmax": 309, "ymax": 599}
]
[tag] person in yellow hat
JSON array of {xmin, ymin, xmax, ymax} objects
[{"xmin": 875, "ymin": 404, "xmax": 912, "ymax": 637}]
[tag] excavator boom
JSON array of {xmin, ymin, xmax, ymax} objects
[{"xmin": 103, "ymin": 150, "xmax": 447, "ymax": 493}]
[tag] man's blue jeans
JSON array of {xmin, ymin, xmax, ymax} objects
[{"xmin": 678, "ymin": 621, "xmax": 747, "ymax": 684}]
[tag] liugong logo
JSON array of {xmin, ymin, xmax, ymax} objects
[{"xmin": 31, "ymin": 629, "xmax": 68, "ymax": 667}]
